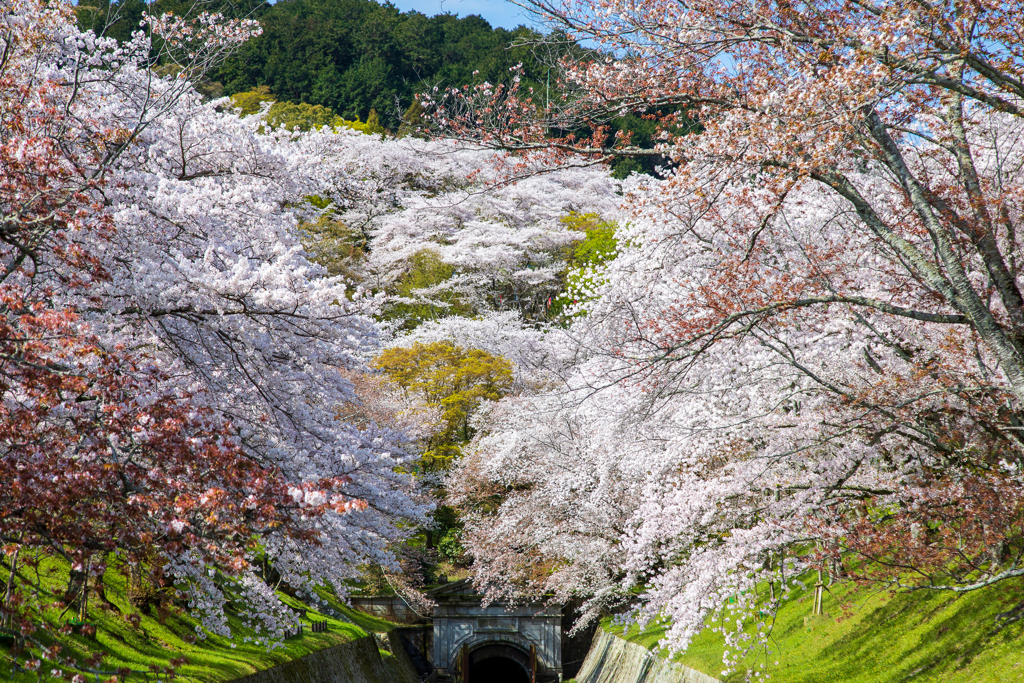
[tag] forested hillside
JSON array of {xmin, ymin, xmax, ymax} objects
[
  {"xmin": 73, "ymin": 0, "xmax": 666, "ymax": 176},
  {"xmin": 218, "ymin": 1, "xmax": 549, "ymax": 122},
  {"xmin": 75, "ymin": 0, "xmax": 551, "ymax": 121}
]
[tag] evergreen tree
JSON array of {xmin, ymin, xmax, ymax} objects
[
  {"xmin": 365, "ymin": 108, "xmax": 385, "ymax": 136},
  {"xmin": 213, "ymin": 0, "xmax": 548, "ymax": 124}
]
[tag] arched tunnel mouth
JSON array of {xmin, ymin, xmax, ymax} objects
[{"xmin": 467, "ymin": 644, "xmax": 532, "ymax": 683}]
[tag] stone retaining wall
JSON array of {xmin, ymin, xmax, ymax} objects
[
  {"xmin": 575, "ymin": 628, "xmax": 719, "ymax": 683},
  {"xmin": 229, "ymin": 631, "xmax": 419, "ymax": 683},
  {"xmin": 351, "ymin": 596, "xmax": 427, "ymax": 625}
]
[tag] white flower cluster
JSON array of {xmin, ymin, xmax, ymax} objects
[
  {"xmin": 452, "ymin": 122, "xmax": 1024, "ymax": 661},
  {"xmin": 4, "ymin": 0, "xmax": 434, "ymax": 640}
]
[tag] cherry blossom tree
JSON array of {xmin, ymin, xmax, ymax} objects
[
  {"xmin": 432, "ymin": 0, "xmax": 1024, "ymax": 665},
  {"xmin": 286, "ymin": 128, "xmax": 629, "ymax": 596},
  {"xmin": 0, "ymin": 0, "xmax": 432, "ymax": 662},
  {"xmin": 290, "ymin": 129, "xmax": 619, "ymax": 324}
]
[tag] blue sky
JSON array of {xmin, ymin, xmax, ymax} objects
[{"xmin": 385, "ymin": 0, "xmax": 541, "ymax": 29}]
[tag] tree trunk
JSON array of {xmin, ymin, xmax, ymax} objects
[
  {"xmin": 3, "ymin": 547, "xmax": 19, "ymax": 628},
  {"xmin": 78, "ymin": 556, "xmax": 91, "ymax": 622}
]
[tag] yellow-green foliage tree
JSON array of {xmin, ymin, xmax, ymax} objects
[
  {"xmin": 299, "ymin": 216, "xmax": 366, "ymax": 279},
  {"xmin": 265, "ymin": 101, "xmax": 344, "ymax": 131},
  {"xmin": 230, "ymin": 85, "xmax": 276, "ymax": 116},
  {"xmin": 374, "ymin": 341, "xmax": 513, "ymax": 471},
  {"xmin": 386, "ymin": 249, "xmax": 472, "ymax": 329},
  {"xmin": 229, "ymin": 88, "xmax": 382, "ymax": 135},
  {"xmin": 553, "ymin": 212, "xmax": 618, "ymax": 318}
]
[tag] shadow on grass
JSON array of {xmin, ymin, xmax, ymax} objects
[
  {"xmin": 2, "ymin": 558, "xmax": 375, "ymax": 683},
  {"xmin": 608, "ymin": 575, "xmax": 1024, "ymax": 683}
]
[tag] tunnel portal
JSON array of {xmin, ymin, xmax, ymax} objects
[
  {"xmin": 431, "ymin": 579, "xmax": 561, "ymax": 683},
  {"xmin": 467, "ymin": 643, "xmax": 532, "ymax": 683}
]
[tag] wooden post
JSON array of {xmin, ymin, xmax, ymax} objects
[
  {"xmin": 813, "ymin": 569, "xmax": 824, "ymax": 615},
  {"xmin": 461, "ymin": 644, "xmax": 469, "ymax": 683},
  {"xmin": 530, "ymin": 643, "xmax": 537, "ymax": 683}
]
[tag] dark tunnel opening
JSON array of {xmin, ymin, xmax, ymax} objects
[{"xmin": 468, "ymin": 656, "xmax": 531, "ymax": 683}]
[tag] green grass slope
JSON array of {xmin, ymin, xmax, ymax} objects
[
  {"xmin": 1, "ymin": 560, "xmax": 400, "ymax": 683},
  {"xmin": 605, "ymin": 577, "xmax": 1024, "ymax": 683}
]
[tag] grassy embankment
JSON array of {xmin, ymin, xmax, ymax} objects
[
  {"xmin": 604, "ymin": 575, "xmax": 1024, "ymax": 683},
  {"xmin": 0, "ymin": 559, "xmax": 400, "ymax": 683}
]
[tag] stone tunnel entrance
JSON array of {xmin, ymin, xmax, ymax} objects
[
  {"xmin": 431, "ymin": 580, "xmax": 560, "ymax": 683},
  {"xmin": 465, "ymin": 643, "xmax": 533, "ymax": 683},
  {"xmin": 352, "ymin": 579, "xmax": 596, "ymax": 682}
]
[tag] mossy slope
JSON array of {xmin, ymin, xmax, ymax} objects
[
  {"xmin": 605, "ymin": 578, "xmax": 1024, "ymax": 683},
  {"xmin": 0, "ymin": 559, "xmax": 399, "ymax": 683}
]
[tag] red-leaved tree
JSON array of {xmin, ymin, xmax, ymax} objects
[{"xmin": 1, "ymin": 1, "xmax": 430, "ymax": 672}]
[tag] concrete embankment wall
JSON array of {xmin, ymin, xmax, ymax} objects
[
  {"xmin": 350, "ymin": 596, "xmax": 427, "ymax": 625},
  {"xmin": 230, "ymin": 631, "xmax": 419, "ymax": 683},
  {"xmin": 575, "ymin": 628, "xmax": 719, "ymax": 683}
]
